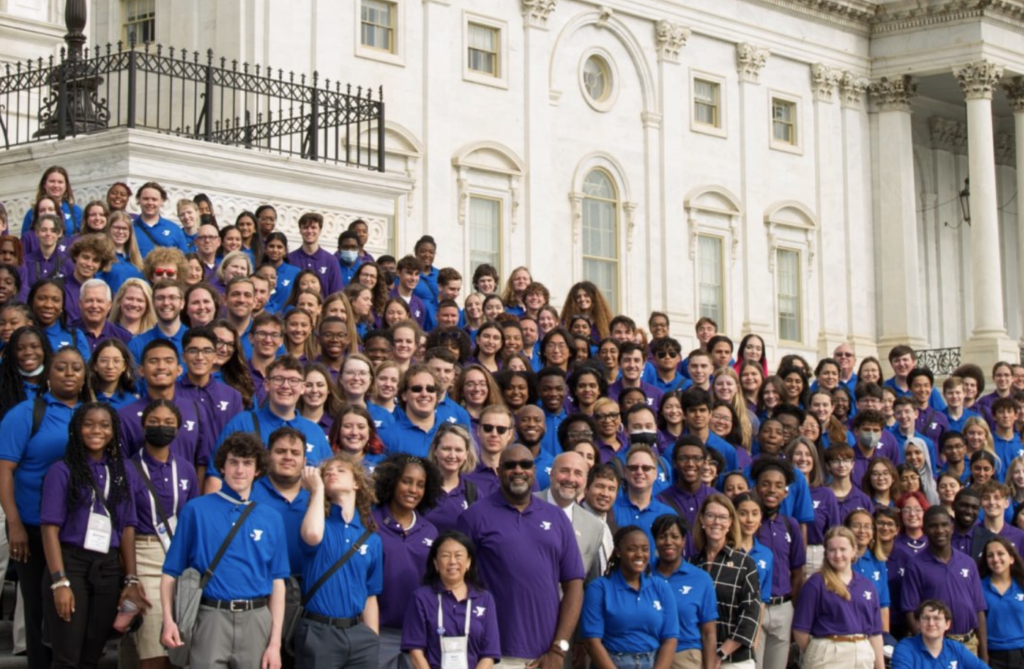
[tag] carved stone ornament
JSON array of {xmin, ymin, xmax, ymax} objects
[
  {"xmin": 838, "ymin": 71, "xmax": 869, "ymax": 109},
  {"xmin": 810, "ymin": 64, "xmax": 841, "ymax": 102},
  {"xmin": 597, "ymin": 6, "xmax": 614, "ymax": 28},
  {"xmin": 624, "ymin": 202, "xmax": 638, "ymax": 251},
  {"xmin": 736, "ymin": 43, "xmax": 770, "ymax": 84},
  {"xmin": 521, "ymin": 0, "xmax": 557, "ymax": 28},
  {"xmin": 954, "ymin": 61, "xmax": 1004, "ymax": 101},
  {"xmin": 1002, "ymin": 76, "xmax": 1024, "ymax": 112},
  {"xmin": 868, "ymin": 75, "xmax": 916, "ymax": 112},
  {"xmin": 928, "ymin": 117, "xmax": 967, "ymax": 153},
  {"xmin": 654, "ymin": 20, "xmax": 691, "ymax": 64}
]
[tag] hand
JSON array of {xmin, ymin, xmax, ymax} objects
[
  {"xmin": 526, "ymin": 651, "xmax": 564, "ymax": 669},
  {"xmin": 161, "ymin": 619, "xmax": 183, "ymax": 648},
  {"xmin": 8, "ymin": 521, "xmax": 29, "ymax": 562},
  {"xmin": 120, "ymin": 582, "xmax": 152, "ymax": 612},
  {"xmin": 54, "ymin": 586, "xmax": 74, "ymax": 622},
  {"xmin": 301, "ymin": 466, "xmax": 323, "ymax": 493},
  {"xmin": 261, "ymin": 644, "xmax": 282, "ymax": 669}
]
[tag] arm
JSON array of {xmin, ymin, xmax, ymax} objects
[
  {"xmin": 363, "ymin": 595, "xmax": 379, "ymax": 634},
  {"xmin": 0, "ymin": 462, "xmax": 28, "ymax": 560},
  {"xmin": 583, "ymin": 639, "xmax": 617, "ymax": 669},
  {"xmin": 195, "ymin": 465, "xmax": 206, "ymax": 490},
  {"xmin": 530, "ymin": 578, "xmax": 584, "ymax": 669},
  {"xmin": 793, "ymin": 630, "xmax": 811, "ymax": 652},
  {"xmin": 880, "ymin": 607, "xmax": 890, "ymax": 633},
  {"xmin": 41, "ymin": 524, "xmax": 73, "ymax": 622},
  {"xmin": 407, "ymin": 650, "xmax": 431, "ymax": 669},
  {"xmin": 261, "ymin": 578, "xmax": 285, "ymax": 669},
  {"xmin": 652, "ymin": 638, "xmax": 677, "ymax": 669},
  {"xmin": 160, "ymin": 574, "xmax": 183, "ymax": 648},
  {"xmin": 475, "ymin": 660, "xmax": 495, "ymax": 669},
  {"xmin": 299, "ymin": 467, "xmax": 324, "ymax": 546},
  {"xmin": 869, "ymin": 635, "xmax": 885, "ymax": 669},
  {"xmin": 700, "ymin": 621, "xmax": 717, "ymax": 669},
  {"xmin": 118, "ymin": 526, "xmax": 151, "ymax": 611},
  {"xmin": 976, "ymin": 610, "xmax": 987, "ymax": 663},
  {"xmin": 790, "ymin": 568, "xmax": 804, "ymax": 605}
]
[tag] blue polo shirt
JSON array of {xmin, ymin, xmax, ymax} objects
[
  {"xmin": 266, "ymin": 262, "xmax": 301, "ymax": 314},
  {"xmin": 612, "ymin": 494, "xmax": 678, "ymax": 548},
  {"xmin": 581, "ymin": 570, "xmax": 679, "ymax": 653},
  {"xmin": 377, "ymin": 411, "xmax": 440, "ymax": 459},
  {"xmin": 653, "ymin": 560, "xmax": 717, "ymax": 650},
  {"xmin": 413, "ymin": 265, "xmax": 439, "ymax": 318},
  {"xmin": 96, "ymin": 388, "xmax": 140, "ymax": 410},
  {"xmin": 44, "ymin": 321, "xmax": 91, "ymax": 361},
  {"xmin": 22, "ymin": 201, "xmax": 81, "ymax": 238},
  {"xmin": 741, "ymin": 540, "xmax": 774, "ymax": 602},
  {"xmin": 301, "ymin": 505, "xmax": 383, "ymax": 618},
  {"xmin": 943, "ymin": 408, "xmax": 980, "ymax": 434},
  {"xmin": 884, "ymin": 378, "xmax": 946, "ymax": 412},
  {"xmin": 128, "ymin": 324, "xmax": 188, "ymax": 363},
  {"xmin": 890, "ymin": 635, "xmax": 989, "ymax": 669},
  {"xmin": 853, "ymin": 550, "xmax": 891, "ymax": 609},
  {"xmin": 435, "ymin": 395, "xmax": 472, "ymax": 428},
  {"xmin": 336, "ymin": 253, "xmax": 360, "ymax": 287},
  {"xmin": 994, "ymin": 433, "xmax": 1024, "ymax": 478},
  {"xmin": 134, "ymin": 216, "xmax": 190, "ymax": 258},
  {"xmin": 981, "ymin": 576, "xmax": 1024, "ymax": 651},
  {"xmin": 0, "ymin": 394, "xmax": 80, "ymax": 525},
  {"xmin": 641, "ymin": 363, "xmax": 692, "ymax": 394},
  {"xmin": 162, "ymin": 489, "xmax": 290, "ymax": 600},
  {"xmin": 250, "ymin": 477, "xmax": 310, "ymax": 576},
  {"xmin": 541, "ymin": 407, "xmax": 568, "ymax": 459},
  {"xmin": 210, "ymin": 407, "xmax": 332, "ymax": 476}
]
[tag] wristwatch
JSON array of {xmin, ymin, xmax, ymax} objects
[
  {"xmin": 716, "ymin": 649, "xmax": 729, "ymax": 661},
  {"xmin": 553, "ymin": 639, "xmax": 570, "ymax": 654}
]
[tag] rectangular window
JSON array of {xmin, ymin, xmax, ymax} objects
[
  {"xmin": 469, "ymin": 196, "xmax": 501, "ymax": 278},
  {"xmin": 777, "ymin": 248, "xmax": 801, "ymax": 342},
  {"xmin": 698, "ymin": 235, "xmax": 723, "ymax": 326},
  {"xmin": 772, "ymin": 98, "xmax": 797, "ymax": 145},
  {"xmin": 361, "ymin": 0, "xmax": 396, "ymax": 53},
  {"xmin": 694, "ymin": 79, "xmax": 720, "ymax": 128},
  {"xmin": 123, "ymin": 0, "xmax": 155, "ymax": 45},
  {"xmin": 467, "ymin": 23, "xmax": 499, "ymax": 77}
]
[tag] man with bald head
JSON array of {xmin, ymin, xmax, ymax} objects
[
  {"xmin": 458, "ymin": 446, "xmax": 585, "ymax": 669},
  {"xmin": 833, "ymin": 343, "xmax": 858, "ymax": 394},
  {"xmin": 537, "ymin": 451, "xmax": 610, "ymax": 583}
]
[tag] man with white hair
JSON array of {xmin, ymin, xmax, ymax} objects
[
  {"xmin": 71, "ymin": 277, "xmax": 132, "ymax": 353},
  {"xmin": 833, "ymin": 342, "xmax": 858, "ymax": 394}
]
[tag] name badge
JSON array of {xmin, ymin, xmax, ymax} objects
[
  {"xmin": 156, "ymin": 515, "xmax": 178, "ymax": 552},
  {"xmin": 84, "ymin": 511, "xmax": 112, "ymax": 554},
  {"xmin": 440, "ymin": 636, "xmax": 469, "ymax": 669}
]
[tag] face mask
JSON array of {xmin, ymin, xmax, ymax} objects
[
  {"xmin": 383, "ymin": 271, "xmax": 397, "ymax": 286},
  {"xmin": 858, "ymin": 431, "xmax": 880, "ymax": 449},
  {"xmin": 200, "ymin": 213, "xmax": 214, "ymax": 226},
  {"xmin": 145, "ymin": 426, "xmax": 177, "ymax": 448},
  {"xmin": 629, "ymin": 431, "xmax": 658, "ymax": 447},
  {"xmin": 340, "ymin": 250, "xmax": 359, "ymax": 265}
]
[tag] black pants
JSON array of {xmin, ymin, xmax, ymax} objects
[
  {"xmin": 14, "ymin": 524, "xmax": 51, "ymax": 669},
  {"xmin": 989, "ymin": 648, "xmax": 1024, "ymax": 669},
  {"xmin": 43, "ymin": 543, "xmax": 123, "ymax": 669}
]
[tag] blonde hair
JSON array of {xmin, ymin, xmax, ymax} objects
[
  {"xmin": 692, "ymin": 494, "xmax": 742, "ymax": 552},
  {"xmin": 216, "ymin": 250, "xmax": 253, "ymax": 283},
  {"xmin": 713, "ymin": 366, "xmax": 753, "ymax": 448},
  {"xmin": 110, "ymin": 278, "xmax": 157, "ymax": 334},
  {"xmin": 963, "ymin": 416, "xmax": 1002, "ymax": 470},
  {"xmin": 428, "ymin": 423, "xmax": 479, "ymax": 475},
  {"xmin": 318, "ymin": 453, "xmax": 377, "ymax": 530},
  {"xmin": 820, "ymin": 527, "xmax": 858, "ymax": 601},
  {"xmin": 1008, "ymin": 456, "xmax": 1024, "ymax": 500},
  {"xmin": 106, "ymin": 210, "xmax": 143, "ymax": 268}
]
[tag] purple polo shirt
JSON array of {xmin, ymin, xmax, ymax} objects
[
  {"xmin": 118, "ymin": 396, "xmax": 212, "ymax": 468},
  {"xmin": 372, "ymin": 507, "xmax": 439, "ymax": 630},
  {"xmin": 597, "ymin": 433, "xmax": 631, "ymax": 464},
  {"xmin": 24, "ymin": 248, "xmax": 66, "ymax": 288},
  {"xmin": 456, "ymin": 491, "xmax": 585, "ymax": 659},
  {"xmin": 389, "ymin": 287, "xmax": 428, "ymax": 330},
  {"xmin": 465, "ymin": 463, "xmax": 539, "ymax": 495},
  {"xmin": 997, "ymin": 524, "xmax": 1024, "ymax": 557},
  {"xmin": 657, "ymin": 483, "xmax": 712, "ymax": 529},
  {"xmin": 176, "ymin": 377, "xmax": 245, "ymax": 440},
  {"xmin": 852, "ymin": 434, "xmax": 902, "ymax": 491},
  {"xmin": 894, "ymin": 534, "xmax": 928, "ymax": 558},
  {"xmin": 901, "ymin": 549, "xmax": 987, "ymax": 635},
  {"xmin": 607, "ymin": 379, "xmax": 664, "ymax": 410},
  {"xmin": 40, "ymin": 457, "xmax": 137, "ymax": 549},
  {"xmin": 834, "ymin": 486, "xmax": 874, "ymax": 522},
  {"xmin": 401, "ymin": 585, "xmax": 501, "ymax": 669},
  {"xmin": 952, "ymin": 527, "xmax": 982, "ymax": 559},
  {"xmin": 61, "ymin": 273, "xmax": 87, "ymax": 322},
  {"xmin": 287, "ymin": 246, "xmax": 343, "ymax": 297},
  {"xmin": 756, "ymin": 513, "xmax": 806, "ymax": 599},
  {"xmin": 808, "ymin": 486, "xmax": 842, "ymax": 546},
  {"xmin": 248, "ymin": 361, "xmax": 268, "ymax": 406},
  {"xmin": 72, "ymin": 319, "xmax": 133, "ymax": 354},
  {"xmin": 126, "ymin": 450, "xmax": 199, "ymax": 536},
  {"xmin": 423, "ymin": 475, "xmax": 499, "ymax": 534},
  {"xmin": 915, "ymin": 408, "xmax": 949, "ymax": 448},
  {"xmin": 792, "ymin": 572, "xmax": 882, "ymax": 637}
]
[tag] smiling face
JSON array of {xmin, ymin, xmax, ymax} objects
[
  {"xmin": 81, "ymin": 407, "xmax": 114, "ymax": 458},
  {"xmin": 340, "ymin": 357, "xmax": 372, "ymax": 398},
  {"xmin": 434, "ymin": 432, "xmax": 468, "ymax": 475},
  {"xmin": 31, "ymin": 283, "xmax": 63, "ymax": 327},
  {"xmin": 268, "ymin": 435, "xmax": 305, "ymax": 483},
  {"xmin": 337, "ymin": 412, "xmax": 370, "ymax": 455},
  {"xmin": 14, "ymin": 332, "xmax": 45, "ymax": 374},
  {"xmin": 302, "ymin": 370, "xmax": 330, "ymax": 410},
  {"xmin": 755, "ymin": 469, "xmax": 788, "ymax": 510},
  {"xmin": 615, "ymin": 530, "xmax": 650, "ymax": 579},
  {"xmin": 375, "ymin": 366, "xmax": 400, "ymax": 401},
  {"xmin": 402, "ymin": 371, "xmax": 439, "ymax": 419},
  {"xmin": 433, "ymin": 537, "xmax": 471, "ymax": 588}
]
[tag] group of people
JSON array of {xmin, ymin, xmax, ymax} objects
[{"xmin": 0, "ymin": 165, "xmax": 1023, "ymax": 669}]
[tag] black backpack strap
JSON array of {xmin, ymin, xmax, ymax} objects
[
  {"xmin": 250, "ymin": 410, "xmax": 260, "ymax": 440},
  {"xmin": 200, "ymin": 501, "xmax": 258, "ymax": 589},
  {"xmin": 464, "ymin": 480, "xmax": 478, "ymax": 506},
  {"xmin": 300, "ymin": 528, "xmax": 374, "ymax": 606},
  {"xmin": 131, "ymin": 458, "xmax": 173, "ymax": 538},
  {"xmin": 30, "ymin": 396, "xmax": 47, "ymax": 438},
  {"xmin": 136, "ymin": 220, "xmax": 159, "ymax": 248}
]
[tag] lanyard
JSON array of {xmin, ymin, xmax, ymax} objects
[
  {"xmin": 91, "ymin": 465, "xmax": 111, "ymax": 516},
  {"xmin": 437, "ymin": 594, "xmax": 472, "ymax": 637},
  {"xmin": 141, "ymin": 458, "xmax": 178, "ymax": 530}
]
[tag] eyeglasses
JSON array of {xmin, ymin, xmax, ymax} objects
[
  {"xmin": 481, "ymin": 424, "xmax": 510, "ymax": 435},
  {"xmin": 252, "ymin": 330, "xmax": 283, "ymax": 340},
  {"xmin": 626, "ymin": 464, "xmax": 656, "ymax": 473},
  {"xmin": 703, "ymin": 512, "xmax": 731, "ymax": 524},
  {"xmin": 268, "ymin": 376, "xmax": 304, "ymax": 387},
  {"xmin": 595, "ymin": 412, "xmax": 619, "ymax": 422},
  {"xmin": 501, "ymin": 459, "xmax": 535, "ymax": 471},
  {"xmin": 655, "ymin": 349, "xmax": 679, "ymax": 359},
  {"xmin": 153, "ymin": 268, "xmax": 177, "ymax": 278},
  {"xmin": 464, "ymin": 381, "xmax": 488, "ymax": 390},
  {"xmin": 321, "ymin": 332, "xmax": 348, "ymax": 342},
  {"xmin": 184, "ymin": 347, "xmax": 216, "ymax": 357},
  {"xmin": 214, "ymin": 339, "xmax": 235, "ymax": 350},
  {"xmin": 408, "ymin": 384, "xmax": 438, "ymax": 394},
  {"xmin": 196, "ymin": 235, "xmax": 218, "ymax": 242}
]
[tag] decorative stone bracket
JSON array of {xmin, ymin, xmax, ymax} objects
[{"xmin": 655, "ymin": 20, "xmax": 691, "ymax": 64}]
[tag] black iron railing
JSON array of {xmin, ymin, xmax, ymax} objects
[
  {"xmin": 0, "ymin": 41, "xmax": 385, "ymax": 171},
  {"xmin": 915, "ymin": 347, "xmax": 961, "ymax": 376}
]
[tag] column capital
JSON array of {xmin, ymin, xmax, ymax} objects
[
  {"xmin": 869, "ymin": 75, "xmax": 916, "ymax": 112},
  {"xmin": 838, "ymin": 71, "xmax": 869, "ymax": 109},
  {"xmin": 521, "ymin": 0, "xmax": 558, "ymax": 28},
  {"xmin": 1003, "ymin": 76, "xmax": 1024, "ymax": 112},
  {"xmin": 928, "ymin": 116, "xmax": 967, "ymax": 153},
  {"xmin": 954, "ymin": 60, "xmax": 1003, "ymax": 100},
  {"xmin": 810, "ymin": 64, "xmax": 841, "ymax": 102},
  {"xmin": 654, "ymin": 20, "xmax": 690, "ymax": 64},
  {"xmin": 736, "ymin": 43, "xmax": 770, "ymax": 84}
]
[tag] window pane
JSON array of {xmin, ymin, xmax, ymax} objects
[
  {"xmin": 361, "ymin": 0, "xmax": 394, "ymax": 51},
  {"xmin": 777, "ymin": 249, "xmax": 801, "ymax": 342},
  {"xmin": 584, "ymin": 258, "xmax": 617, "ymax": 315},
  {"xmin": 772, "ymin": 100, "xmax": 795, "ymax": 144},
  {"xmin": 694, "ymin": 80, "xmax": 719, "ymax": 127},
  {"xmin": 469, "ymin": 197, "xmax": 501, "ymax": 278},
  {"xmin": 468, "ymin": 24, "xmax": 498, "ymax": 76},
  {"xmin": 582, "ymin": 170, "xmax": 618, "ymax": 312},
  {"xmin": 698, "ymin": 236, "xmax": 723, "ymax": 326},
  {"xmin": 583, "ymin": 57, "xmax": 608, "ymax": 102},
  {"xmin": 124, "ymin": 0, "xmax": 155, "ymax": 44},
  {"xmin": 583, "ymin": 170, "xmax": 614, "ymax": 199}
]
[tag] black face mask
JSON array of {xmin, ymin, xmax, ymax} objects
[
  {"xmin": 629, "ymin": 431, "xmax": 658, "ymax": 447},
  {"xmin": 200, "ymin": 213, "xmax": 214, "ymax": 226},
  {"xmin": 383, "ymin": 271, "xmax": 397, "ymax": 286},
  {"xmin": 145, "ymin": 426, "xmax": 177, "ymax": 448}
]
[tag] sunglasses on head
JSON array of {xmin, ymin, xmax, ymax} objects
[
  {"xmin": 501, "ymin": 459, "xmax": 535, "ymax": 471},
  {"xmin": 408, "ymin": 385, "xmax": 438, "ymax": 394},
  {"xmin": 481, "ymin": 424, "xmax": 510, "ymax": 435}
]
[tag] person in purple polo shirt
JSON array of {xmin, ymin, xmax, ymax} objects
[
  {"xmin": 850, "ymin": 410, "xmax": 902, "ymax": 489},
  {"xmin": 456, "ymin": 445, "xmax": 585, "ymax": 669},
  {"xmin": 952, "ymin": 488, "xmax": 988, "ymax": 559},
  {"xmin": 72, "ymin": 279, "xmax": 132, "ymax": 354},
  {"xmin": 287, "ymin": 212, "xmax": 343, "ymax": 298},
  {"xmin": 825, "ymin": 445, "xmax": 875, "ymax": 520},
  {"xmin": 466, "ymin": 406, "xmax": 518, "ymax": 493},
  {"xmin": 907, "ymin": 369, "xmax": 950, "ymax": 446},
  {"xmin": 657, "ymin": 436, "xmax": 712, "ymax": 529},
  {"xmin": 792, "ymin": 527, "xmax": 885, "ymax": 669},
  {"xmin": 609, "ymin": 342, "xmax": 664, "ymax": 411},
  {"xmin": 176, "ymin": 326, "xmax": 245, "ymax": 440},
  {"xmin": 372, "ymin": 453, "xmax": 443, "ymax": 669},
  {"xmin": 62, "ymin": 234, "xmax": 115, "ymax": 323},
  {"xmin": 390, "ymin": 255, "xmax": 430, "ymax": 331},
  {"xmin": 902, "ymin": 506, "xmax": 988, "ymax": 658},
  {"xmin": 425, "ymin": 424, "xmax": 493, "ymax": 534}
]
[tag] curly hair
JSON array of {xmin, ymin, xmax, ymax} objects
[
  {"xmin": 373, "ymin": 453, "xmax": 444, "ymax": 513},
  {"xmin": 64, "ymin": 403, "xmax": 130, "ymax": 529},
  {"xmin": 560, "ymin": 281, "xmax": 613, "ymax": 340},
  {"xmin": 354, "ymin": 261, "xmax": 390, "ymax": 317},
  {"xmin": 319, "ymin": 453, "xmax": 378, "ymax": 531},
  {"xmin": 426, "ymin": 327, "xmax": 472, "ymax": 364},
  {"xmin": 142, "ymin": 246, "xmax": 189, "ymax": 284},
  {"xmin": 70, "ymin": 233, "xmax": 116, "ymax": 271},
  {"xmin": 0, "ymin": 325, "xmax": 51, "ymax": 415}
]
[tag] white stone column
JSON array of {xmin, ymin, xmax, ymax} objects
[
  {"xmin": 869, "ymin": 75, "xmax": 926, "ymax": 349},
  {"xmin": 954, "ymin": 61, "xmax": 1018, "ymax": 366},
  {"xmin": 1003, "ymin": 76, "xmax": 1024, "ymax": 350}
]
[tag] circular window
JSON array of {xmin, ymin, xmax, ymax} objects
[{"xmin": 580, "ymin": 52, "xmax": 617, "ymax": 112}]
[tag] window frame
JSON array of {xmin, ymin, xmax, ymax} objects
[
  {"xmin": 775, "ymin": 247, "xmax": 803, "ymax": 344},
  {"xmin": 122, "ymin": 0, "xmax": 156, "ymax": 46},
  {"xmin": 462, "ymin": 12, "xmax": 508, "ymax": 89},
  {"xmin": 697, "ymin": 234, "xmax": 725, "ymax": 329},
  {"xmin": 579, "ymin": 48, "xmax": 619, "ymax": 113},
  {"xmin": 468, "ymin": 194, "xmax": 504, "ymax": 280},
  {"xmin": 355, "ymin": 0, "xmax": 405, "ymax": 67},
  {"xmin": 769, "ymin": 90, "xmax": 802, "ymax": 154},
  {"xmin": 580, "ymin": 168, "xmax": 621, "ymax": 313},
  {"xmin": 690, "ymin": 70, "xmax": 727, "ymax": 138}
]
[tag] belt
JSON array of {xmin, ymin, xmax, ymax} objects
[
  {"xmin": 768, "ymin": 596, "xmax": 792, "ymax": 606},
  {"xmin": 136, "ymin": 534, "xmax": 162, "ymax": 543},
  {"xmin": 303, "ymin": 611, "xmax": 362, "ymax": 629},
  {"xmin": 201, "ymin": 596, "xmax": 269, "ymax": 612},
  {"xmin": 947, "ymin": 630, "xmax": 976, "ymax": 643},
  {"xmin": 824, "ymin": 635, "xmax": 868, "ymax": 643}
]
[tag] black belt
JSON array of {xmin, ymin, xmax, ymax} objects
[
  {"xmin": 201, "ymin": 596, "xmax": 269, "ymax": 612},
  {"xmin": 303, "ymin": 611, "xmax": 362, "ymax": 629},
  {"xmin": 768, "ymin": 595, "xmax": 792, "ymax": 606}
]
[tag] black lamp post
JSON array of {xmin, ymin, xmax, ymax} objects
[{"xmin": 958, "ymin": 178, "xmax": 971, "ymax": 226}]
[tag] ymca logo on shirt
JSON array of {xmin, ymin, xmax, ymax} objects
[
  {"xmin": 540, "ymin": 521, "xmax": 552, "ymax": 531},
  {"xmin": 784, "ymin": 532, "xmax": 792, "ymax": 543},
  {"xmin": 758, "ymin": 560, "xmax": 767, "ymax": 570},
  {"xmin": 185, "ymin": 421, "xmax": 195, "ymax": 432},
  {"xmin": 219, "ymin": 401, "xmax": 230, "ymax": 411},
  {"xmin": 423, "ymin": 538, "xmax": 434, "ymax": 547},
  {"xmin": 652, "ymin": 600, "xmax": 662, "ymax": 611},
  {"xmin": 474, "ymin": 606, "xmax": 487, "ymax": 618},
  {"xmin": 162, "ymin": 230, "xmax": 171, "ymax": 237},
  {"xmin": 872, "ymin": 571, "xmax": 880, "ymax": 581},
  {"xmin": 250, "ymin": 529, "xmax": 264, "ymax": 542},
  {"xmin": 680, "ymin": 586, "xmax": 693, "ymax": 596},
  {"xmin": 358, "ymin": 545, "xmax": 369, "ymax": 556},
  {"xmin": 1016, "ymin": 594, "xmax": 1024, "ymax": 602},
  {"xmin": 306, "ymin": 442, "xmax": 315, "ymax": 452},
  {"xmin": 863, "ymin": 591, "xmax": 872, "ymax": 601},
  {"xmin": 446, "ymin": 416, "xmax": 457, "ymax": 424},
  {"xmin": 282, "ymin": 280, "xmax": 291, "ymax": 287},
  {"xmin": 180, "ymin": 479, "xmax": 189, "ymax": 491},
  {"xmin": 461, "ymin": 500, "xmax": 469, "ymax": 510},
  {"xmin": 813, "ymin": 501, "xmax": 821, "ymax": 510},
  {"xmin": 960, "ymin": 569, "xmax": 970, "ymax": 578},
  {"xmin": 319, "ymin": 267, "xmax": 327, "ymax": 274}
]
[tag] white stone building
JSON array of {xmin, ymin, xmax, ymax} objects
[{"xmin": 1, "ymin": 0, "xmax": 1022, "ymax": 372}]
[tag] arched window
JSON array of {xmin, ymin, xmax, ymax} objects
[{"xmin": 582, "ymin": 169, "xmax": 619, "ymax": 312}]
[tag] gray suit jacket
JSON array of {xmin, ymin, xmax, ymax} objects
[{"xmin": 536, "ymin": 490, "xmax": 609, "ymax": 584}]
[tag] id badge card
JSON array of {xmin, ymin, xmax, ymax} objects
[
  {"xmin": 84, "ymin": 511, "xmax": 112, "ymax": 553},
  {"xmin": 440, "ymin": 635, "xmax": 469, "ymax": 669},
  {"xmin": 155, "ymin": 515, "xmax": 177, "ymax": 552}
]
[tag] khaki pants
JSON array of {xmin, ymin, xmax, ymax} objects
[
  {"xmin": 804, "ymin": 545, "xmax": 824, "ymax": 579},
  {"xmin": 802, "ymin": 638, "xmax": 875, "ymax": 669},
  {"xmin": 132, "ymin": 537, "xmax": 168, "ymax": 659},
  {"xmin": 762, "ymin": 601, "xmax": 794, "ymax": 669},
  {"xmin": 671, "ymin": 649, "xmax": 702, "ymax": 669}
]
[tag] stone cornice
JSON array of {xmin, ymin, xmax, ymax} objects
[{"xmin": 744, "ymin": 0, "xmax": 1024, "ymax": 34}]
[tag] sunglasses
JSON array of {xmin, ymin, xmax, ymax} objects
[
  {"xmin": 408, "ymin": 385, "xmax": 438, "ymax": 394},
  {"xmin": 655, "ymin": 349, "xmax": 679, "ymax": 359},
  {"xmin": 153, "ymin": 268, "xmax": 177, "ymax": 277},
  {"xmin": 501, "ymin": 459, "xmax": 535, "ymax": 471},
  {"xmin": 481, "ymin": 424, "xmax": 510, "ymax": 435},
  {"xmin": 626, "ymin": 464, "xmax": 656, "ymax": 473}
]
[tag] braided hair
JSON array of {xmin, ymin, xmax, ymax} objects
[
  {"xmin": 63, "ymin": 402, "xmax": 130, "ymax": 528},
  {"xmin": 0, "ymin": 325, "xmax": 52, "ymax": 415}
]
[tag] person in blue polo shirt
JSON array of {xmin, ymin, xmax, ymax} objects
[
  {"xmin": 582, "ymin": 525, "xmax": 679, "ymax": 669},
  {"xmin": 28, "ymin": 279, "xmax": 91, "ymax": 362},
  {"xmin": 979, "ymin": 536, "xmax": 1024, "ymax": 669},
  {"xmin": 641, "ymin": 337, "xmax": 691, "ymax": 395},
  {"xmin": 891, "ymin": 600, "xmax": 989, "ymax": 669},
  {"xmin": 133, "ymin": 182, "xmax": 190, "ymax": 258},
  {"xmin": 411, "ymin": 236, "xmax": 439, "ymax": 325},
  {"xmin": 128, "ymin": 280, "xmax": 189, "ymax": 363},
  {"xmin": 612, "ymin": 445, "xmax": 677, "ymax": 547},
  {"xmin": 378, "ymin": 364, "xmax": 444, "ymax": 459},
  {"xmin": 207, "ymin": 355, "xmax": 333, "ymax": 490},
  {"xmin": 884, "ymin": 345, "xmax": 946, "ymax": 412},
  {"xmin": 336, "ymin": 231, "xmax": 362, "ymax": 288},
  {"xmin": 675, "ymin": 389, "xmax": 738, "ymax": 473},
  {"xmin": 295, "ymin": 453, "xmax": 383, "ymax": 669},
  {"xmin": 161, "ymin": 432, "xmax": 289, "ymax": 669}
]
